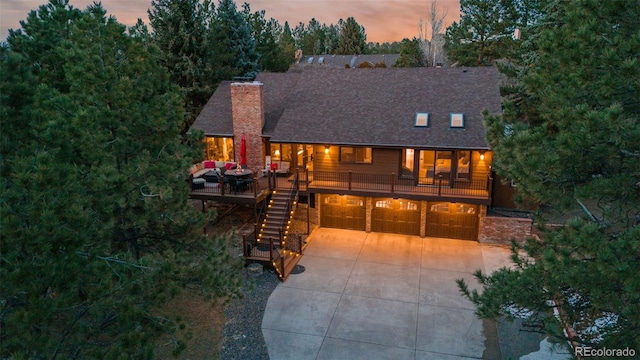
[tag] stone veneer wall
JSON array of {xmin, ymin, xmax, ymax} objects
[
  {"xmin": 420, "ymin": 201, "xmax": 427, "ymax": 237},
  {"xmin": 365, "ymin": 197, "xmax": 372, "ymax": 232},
  {"xmin": 230, "ymin": 82, "xmax": 265, "ymax": 172},
  {"xmin": 478, "ymin": 213, "xmax": 533, "ymax": 245}
]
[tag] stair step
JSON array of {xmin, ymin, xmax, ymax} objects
[
  {"xmin": 261, "ymin": 231, "xmax": 286, "ymax": 240},
  {"xmin": 281, "ymin": 252, "xmax": 303, "ymax": 281}
]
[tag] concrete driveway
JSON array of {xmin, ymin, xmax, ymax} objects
[{"xmin": 261, "ymin": 228, "xmax": 521, "ymax": 359}]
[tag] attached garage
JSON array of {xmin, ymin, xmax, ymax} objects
[
  {"xmin": 426, "ymin": 202, "xmax": 479, "ymax": 240},
  {"xmin": 372, "ymin": 198, "xmax": 421, "ymax": 235},
  {"xmin": 320, "ymin": 195, "xmax": 366, "ymax": 231}
]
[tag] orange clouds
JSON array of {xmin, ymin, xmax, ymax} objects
[
  {"xmin": 247, "ymin": 0, "xmax": 460, "ymax": 43},
  {"xmin": 1, "ymin": 0, "xmax": 460, "ymax": 44}
]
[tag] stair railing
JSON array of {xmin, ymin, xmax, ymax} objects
[{"xmin": 277, "ymin": 173, "xmax": 299, "ymax": 251}]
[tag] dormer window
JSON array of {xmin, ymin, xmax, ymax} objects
[
  {"xmin": 450, "ymin": 113, "xmax": 464, "ymax": 128},
  {"xmin": 415, "ymin": 112, "xmax": 429, "ymax": 127}
]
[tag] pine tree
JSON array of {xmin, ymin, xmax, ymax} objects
[
  {"xmin": 279, "ymin": 21, "xmax": 296, "ymax": 64},
  {"xmin": 243, "ymin": 4, "xmax": 292, "ymax": 72},
  {"xmin": 393, "ymin": 38, "xmax": 427, "ymax": 67},
  {"xmin": 1, "ymin": 1, "xmax": 244, "ymax": 357},
  {"xmin": 297, "ymin": 18, "xmax": 326, "ymax": 55},
  {"xmin": 209, "ymin": 0, "xmax": 259, "ymax": 80},
  {"xmin": 148, "ymin": 0, "xmax": 215, "ymax": 132},
  {"xmin": 336, "ymin": 17, "xmax": 367, "ymax": 55},
  {"xmin": 445, "ymin": 0, "xmax": 523, "ymax": 65},
  {"xmin": 460, "ymin": 0, "xmax": 640, "ymax": 349}
]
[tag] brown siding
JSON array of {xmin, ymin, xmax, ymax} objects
[
  {"xmin": 471, "ymin": 151, "xmax": 492, "ymax": 182},
  {"xmin": 313, "ymin": 146, "xmax": 400, "ymax": 175},
  {"xmin": 492, "ymin": 173, "xmax": 518, "ymax": 209}
]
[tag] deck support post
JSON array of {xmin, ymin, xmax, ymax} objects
[
  {"xmin": 306, "ymin": 196, "xmax": 310, "ymax": 234},
  {"xmin": 202, "ymin": 200, "xmax": 207, "ymax": 235},
  {"xmin": 348, "ymin": 171, "xmax": 352, "ymax": 190},
  {"xmin": 391, "ymin": 173, "xmax": 395, "ymax": 193}
]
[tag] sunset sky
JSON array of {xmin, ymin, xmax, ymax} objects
[{"xmin": 1, "ymin": 0, "xmax": 461, "ymax": 43}]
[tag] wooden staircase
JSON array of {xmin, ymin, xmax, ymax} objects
[
  {"xmin": 253, "ymin": 184, "xmax": 303, "ymax": 281},
  {"xmin": 258, "ymin": 190, "xmax": 292, "ymax": 245}
]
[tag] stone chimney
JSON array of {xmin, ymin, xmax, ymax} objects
[{"xmin": 230, "ymin": 81, "xmax": 265, "ymax": 172}]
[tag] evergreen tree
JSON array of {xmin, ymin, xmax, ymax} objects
[
  {"xmin": 297, "ymin": 18, "xmax": 326, "ymax": 55},
  {"xmin": 460, "ymin": 0, "xmax": 640, "ymax": 348},
  {"xmin": 393, "ymin": 38, "xmax": 427, "ymax": 67},
  {"xmin": 368, "ymin": 41, "xmax": 404, "ymax": 54},
  {"xmin": 148, "ymin": 0, "xmax": 214, "ymax": 132},
  {"xmin": 243, "ymin": 4, "xmax": 292, "ymax": 72},
  {"xmin": 1, "ymin": 1, "xmax": 243, "ymax": 357},
  {"xmin": 279, "ymin": 21, "xmax": 296, "ymax": 65},
  {"xmin": 445, "ymin": 0, "xmax": 521, "ymax": 65},
  {"xmin": 336, "ymin": 17, "xmax": 367, "ymax": 55},
  {"xmin": 209, "ymin": 0, "xmax": 259, "ymax": 79},
  {"xmin": 323, "ymin": 23, "xmax": 341, "ymax": 55}
]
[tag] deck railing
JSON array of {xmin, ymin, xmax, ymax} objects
[
  {"xmin": 279, "ymin": 173, "xmax": 300, "ymax": 253},
  {"xmin": 303, "ymin": 170, "xmax": 492, "ymax": 199},
  {"xmin": 190, "ymin": 172, "xmax": 275, "ymax": 197}
]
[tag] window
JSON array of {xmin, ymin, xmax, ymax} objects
[
  {"xmin": 415, "ymin": 112, "xmax": 429, "ymax": 127},
  {"xmin": 398, "ymin": 200, "xmax": 418, "ymax": 211},
  {"xmin": 346, "ymin": 198, "xmax": 364, "ymax": 206},
  {"xmin": 270, "ymin": 143, "xmax": 292, "ymax": 162},
  {"xmin": 324, "ymin": 195, "xmax": 340, "ymax": 205},
  {"xmin": 375, "ymin": 199, "xmax": 393, "ymax": 208},
  {"xmin": 456, "ymin": 150, "xmax": 471, "ymax": 179},
  {"xmin": 456, "ymin": 204, "xmax": 476, "ymax": 214},
  {"xmin": 430, "ymin": 203, "xmax": 450, "ymax": 212},
  {"xmin": 402, "ymin": 149, "xmax": 415, "ymax": 172},
  {"xmin": 204, "ymin": 136, "xmax": 234, "ymax": 161},
  {"xmin": 340, "ymin": 147, "xmax": 372, "ymax": 164},
  {"xmin": 450, "ymin": 113, "xmax": 464, "ymax": 128}
]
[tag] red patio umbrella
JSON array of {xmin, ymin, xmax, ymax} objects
[{"xmin": 239, "ymin": 133, "xmax": 247, "ymax": 167}]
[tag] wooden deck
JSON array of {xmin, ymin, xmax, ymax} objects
[
  {"xmin": 276, "ymin": 170, "xmax": 492, "ymax": 203},
  {"xmin": 189, "ymin": 176, "xmax": 272, "ymax": 204},
  {"xmin": 189, "ymin": 170, "xmax": 492, "ymax": 204}
]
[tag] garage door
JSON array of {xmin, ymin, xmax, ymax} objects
[
  {"xmin": 426, "ymin": 202, "xmax": 478, "ymax": 240},
  {"xmin": 372, "ymin": 198, "xmax": 421, "ymax": 235},
  {"xmin": 320, "ymin": 195, "xmax": 365, "ymax": 230}
]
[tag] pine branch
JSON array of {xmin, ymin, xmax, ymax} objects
[{"xmin": 75, "ymin": 251, "xmax": 154, "ymax": 270}]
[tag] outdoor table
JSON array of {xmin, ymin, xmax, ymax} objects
[
  {"xmin": 225, "ymin": 169, "xmax": 253, "ymax": 178},
  {"xmin": 225, "ymin": 169, "xmax": 253, "ymax": 193}
]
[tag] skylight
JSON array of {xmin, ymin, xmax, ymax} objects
[
  {"xmin": 318, "ymin": 57, "xmax": 325, "ymax": 64},
  {"xmin": 415, "ymin": 113, "xmax": 429, "ymax": 127},
  {"xmin": 307, "ymin": 57, "xmax": 314, "ymax": 63},
  {"xmin": 450, "ymin": 113, "xmax": 464, "ymax": 128}
]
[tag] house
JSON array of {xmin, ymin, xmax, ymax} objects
[
  {"xmin": 295, "ymin": 54, "xmax": 401, "ymax": 69},
  {"xmin": 189, "ymin": 67, "xmax": 529, "ymax": 278}
]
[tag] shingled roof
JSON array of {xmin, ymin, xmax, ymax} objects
[
  {"xmin": 296, "ymin": 54, "xmax": 401, "ymax": 69},
  {"xmin": 191, "ymin": 72, "xmax": 299, "ymax": 136},
  {"xmin": 190, "ymin": 67, "xmax": 502, "ymax": 149}
]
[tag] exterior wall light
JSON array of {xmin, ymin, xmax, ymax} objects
[{"xmin": 324, "ymin": 145, "xmax": 330, "ymax": 154}]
